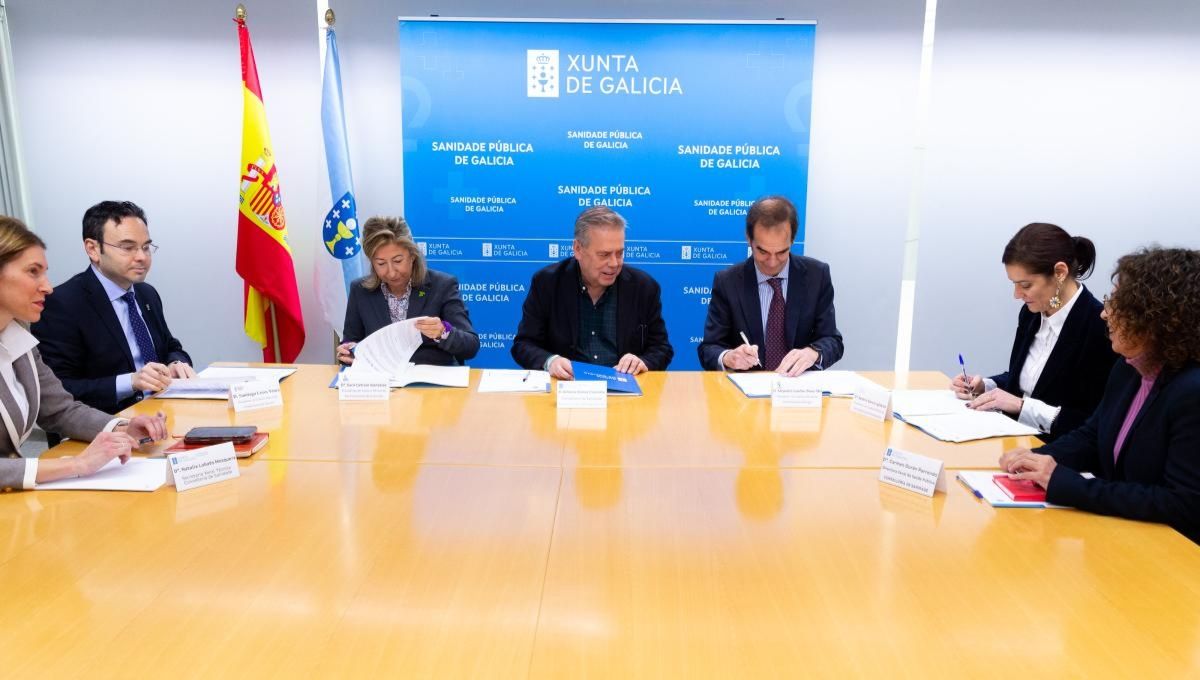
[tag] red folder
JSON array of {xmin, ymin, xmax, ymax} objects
[{"xmin": 992, "ymin": 474, "xmax": 1046, "ymax": 502}]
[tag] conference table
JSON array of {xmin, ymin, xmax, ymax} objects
[{"xmin": 3, "ymin": 366, "xmax": 1199, "ymax": 678}]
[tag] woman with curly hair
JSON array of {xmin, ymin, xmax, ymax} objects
[{"xmin": 1000, "ymin": 246, "xmax": 1200, "ymax": 543}]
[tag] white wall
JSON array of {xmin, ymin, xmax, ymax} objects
[
  {"xmin": 7, "ymin": 0, "xmax": 328, "ymax": 366},
  {"xmin": 910, "ymin": 0, "xmax": 1200, "ymax": 376},
  {"xmin": 7, "ymin": 0, "xmax": 1198, "ymax": 371}
]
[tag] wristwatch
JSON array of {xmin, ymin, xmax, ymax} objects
[{"xmin": 436, "ymin": 320, "xmax": 453, "ymax": 342}]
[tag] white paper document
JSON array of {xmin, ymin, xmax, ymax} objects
[
  {"xmin": 891, "ymin": 389, "xmax": 969, "ymax": 417},
  {"xmin": 346, "ymin": 319, "xmax": 423, "ymax": 378},
  {"xmin": 901, "ymin": 409, "xmax": 1040, "ymax": 443},
  {"xmin": 392, "ymin": 364, "xmax": 470, "ymax": 388},
  {"xmin": 159, "ymin": 366, "xmax": 297, "ymax": 399},
  {"xmin": 198, "ymin": 365, "xmax": 298, "ymax": 383},
  {"xmin": 798, "ymin": 370, "xmax": 880, "ymax": 397},
  {"xmin": 36, "ymin": 458, "xmax": 168, "ymax": 492},
  {"xmin": 728, "ymin": 370, "xmax": 875, "ymax": 398},
  {"xmin": 478, "ymin": 369, "xmax": 551, "ymax": 393},
  {"xmin": 155, "ymin": 378, "xmax": 251, "ymax": 400}
]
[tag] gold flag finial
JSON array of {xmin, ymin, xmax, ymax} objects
[
  {"xmin": 235, "ymin": 4, "xmax": 247, "ymax": 21},
  {"xmin": 325, "ymin": 8, "xmax": 336, "ymax": 26}
]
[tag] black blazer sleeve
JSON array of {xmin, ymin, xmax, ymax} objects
[
  {"xmin": 807, "ymin": 261, "xmax": 844, "ymax": 367},
  {"xmin": 414, "ymin": 274, "xmax": 479, "ymax": 365},
  {"xmin": 697, "ymin": 268, "xmax": 737, "ymax": 371},
  {"xmin": 341, "ymin": 283, "xmax": 369, "ymax": 344},
  {"xmin": 32, "ymin": 288, "xmax": 119, "ymax": 413},
  {"xmin": 1042, "ymin": 365, "xmax": 1200, "ymax": 542},
  {"xmin": 511, "ymin": 268, "xmax": 555, "ymax": 370},
  {"xmin": 1034, "ymin": 404, "xmax": 1102, "ymax": 472},
  {"xmin": 634, "ymin": 275, "xmax": 672, "ymax": 370}
]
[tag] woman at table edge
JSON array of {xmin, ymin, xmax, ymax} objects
[
  {"xmin": 952, "ymin": 222, "xmax": 1117, "ymax": 442},
  {"xmin": 0, "ymin": 216, "xmax": 166, "ymax": 490},
  {"xmin": 336, "ymin": 216, "xmax": 479, "ymax": 367},
  {"xmin": 1001, "ymin": 246, "xmax": 1200, "ymax": 544}
]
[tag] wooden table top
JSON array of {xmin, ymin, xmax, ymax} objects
[
  {"xmin": 8, "ymin": 365, "xmax": 1197, "ymax": 677},
  {"xmin": 77, "ymin": 365, "xmax": 1042, "ymax": 470}
]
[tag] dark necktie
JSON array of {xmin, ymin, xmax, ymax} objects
[
  {"xmin": 121, "ymin": 290, "xmax": 159, "ymax": 365},
  {"xmin": 764, "ymin": 277, "xmax": 787, "ymax": 370}
]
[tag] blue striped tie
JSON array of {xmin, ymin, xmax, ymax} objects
[{"xmin": 121, "ymin": 290, "xmax": 159, "ymax": 365}]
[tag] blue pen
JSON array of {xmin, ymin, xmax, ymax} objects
[
  {"xmin": 956, "ymin": 475, "xmax": 984, "ymax": 500},
  {"xmin": 958, "ymin": 353, "xmax": 971, "ymax": 397}
]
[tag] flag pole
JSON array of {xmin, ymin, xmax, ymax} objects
[{"xmin": 268, "ymin": 300, "xmax": 282, "ymax": 363}]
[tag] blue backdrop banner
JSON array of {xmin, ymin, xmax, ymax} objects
[{"xmin": 398, "ymin": 18, "xmax": 815, "ymax": 369}]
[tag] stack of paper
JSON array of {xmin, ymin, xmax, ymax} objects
[
  {"xmin": 478, "ymin": 369, "xmax": 551, "ymax": 393},
  {"xmin": 198, "ymin": 365, "xmax": 298, "ymax": 382},
  {"xmin": 391, "ymin": 364, "xmax": 470, "ymax": 388},
  {"xmin": 157, "ymin": 366, "xmax": 299, "ymax": 400},
  {"xmin": 36, "ymin": 458, "xmax": 168, "ymax": 492},
  {"xmin": 890, "ymin": 389, "xmax": 1039, "ymax": 442},
  {"xmin": 891, "ymin": 389, "xmax": 970, "ymax": 416},
  {"xmin": 727, "ymin": 370, "xmax": 878, "ymax": 398},
  {"xmin": 346, "ymin": 319, "xmax": 423, "ymax": 379},
  {"xmin": 901, "ymin": 408, "xmax": 1040, "ymax": 443}
]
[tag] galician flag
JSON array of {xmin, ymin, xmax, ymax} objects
[
  {"xmin": 235, "ymin": 13, "xmax": 305, "ymax": 362},
  {"xmin": 315, "ymin": 25, "xmax": 365, "ymax": 338}
]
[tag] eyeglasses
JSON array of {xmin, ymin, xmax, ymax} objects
[{"xmin": 100, "ymin": 240, "xmax": 158, "ymax": 256}]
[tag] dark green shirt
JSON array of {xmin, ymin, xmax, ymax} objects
[{"xmin": 577, "ymin": 278, "xmax": 619, "ymax": 366}]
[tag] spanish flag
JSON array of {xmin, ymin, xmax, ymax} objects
[{"xmin": 235, "ymin": 13, "xmax": 305, "ymax": 362}]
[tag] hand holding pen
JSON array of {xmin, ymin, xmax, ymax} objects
[
  {"xmin": 121, "ymin": 411, "xmax": 168, "ymax": 448},
  {"xmin": 723, "ymin": 331, "xmax": 761, "ymax": 370},
  {"xmin": 950, "ymin": 354, "xmax": 983, "ymax": 400}
]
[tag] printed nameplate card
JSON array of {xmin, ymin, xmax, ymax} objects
[
  {"xmin": 168, "ymin": 442, "xmax": 240, "ymax": 492},
  {"xmin": 557, "ymin": 381, "xmax": 607, "ymax": 409},
  {"xmin": 879, "ymin": 447, "xmax": 947, "ymax": 497},
  {"xmin": 851, "ymin": 383, "xmax": 892, "ymax": 421},
  {"xmin": 338, "ymin": 371, "xmax": 391, "ymax": 401},
  {"xmin": 230, "ymin": 380, "xmax": 283, "ymax": 412},
  {"xmin": 771, "ymin": 377, "xmax": 823, "ymax": 409}
]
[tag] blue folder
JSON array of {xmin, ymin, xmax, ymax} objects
[{"xmin": 571, "ymin": 362, "xmax": 643, "ymax": 396}]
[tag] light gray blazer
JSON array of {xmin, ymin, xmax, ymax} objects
[{"xmin": 1, "ymin": 347, "xmax": 113, "ymax": 489}]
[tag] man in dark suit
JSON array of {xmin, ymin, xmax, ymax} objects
[
  {"xmin": 512, "ymin": 206, "xmax": 673, "ymax": 378},
  {"xmin": 32, "ymin": 200, "xmax": 193, "ymax": 414},
  {"xmin": 698, "ymin": 195, "xmax": 843, "ymax": 374}
]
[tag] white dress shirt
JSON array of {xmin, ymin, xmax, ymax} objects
[
  {"xmin": 0, "ymin": 322, "xmax": 40, "ymax": 488},
  {"xmin": 91, "ymin": 265, "xmax": 154, "ymax": 401},
  {"xmin": 983, "ymin": 284, "xmax": 1083, "ymax": 433},
  {"xmin": 717, "ymin": 262, "xmax": 825, "ymax": 371}
]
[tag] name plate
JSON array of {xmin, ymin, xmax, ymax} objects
[
  {"xmin": 851, "ymin": 384, "xmax": 892, "ymax": 421},
  {"xmin": 771, "ymin": 378, "xmax": 823, "ymax": 409},
  {"xmin": 230, "ymin": 380, "xmax": 283, "ymax": 412},
  {"xmin": 338, "ymin": 371, "xmax": 391, "ymax": 401},
  {"xmin": 879, "ymin": 447, "xmax": 947, "ymax": 497},
  {"xmin": 168, "ymin": 442, "xmax": 240, "ymax": 492},
  {"xmin": 557, "ymin": 380, "xmax": 607, "ymax": 409}
]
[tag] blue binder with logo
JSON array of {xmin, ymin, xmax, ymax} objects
[{"xmin": 572, "ymin": 362, "xmax": 643, "ymax": 396}]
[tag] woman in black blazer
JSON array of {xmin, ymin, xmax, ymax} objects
[
  {"xmin": 952, "ymin": 223, "xmax": 1117, "ymax": 441},
  {"xmin": 1001, "ymin": 247, "xmax": 1200, "ymax": 544},
  {"xmin": 337, "ymin": 216, "xmax": 479, "ymax": 367}
]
